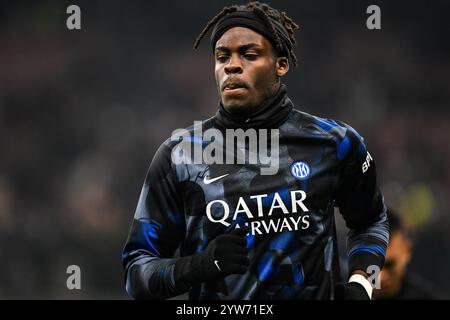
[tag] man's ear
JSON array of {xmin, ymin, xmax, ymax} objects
[{"xmin": 275, "ymin": 57, "xmax": 289, "ymax": 77}]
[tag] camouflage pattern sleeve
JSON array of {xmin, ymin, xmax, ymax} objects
[
  {"xmin": 122, "ymin": 143, "xmax": 186, "ymax": 299},
  {"xmin": 334, "ymin": 122, "xmax": 389, "ymax": 275}
]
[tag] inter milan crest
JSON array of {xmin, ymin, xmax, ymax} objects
[{"xmin": 290, "ymin": 161, "xmax": 310, "ymax": 180}]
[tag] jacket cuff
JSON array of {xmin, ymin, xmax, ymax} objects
[{"xmin": 348, "ymin": 251, "xmax": 385, "ymax": 275}]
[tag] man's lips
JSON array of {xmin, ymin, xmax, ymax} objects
[
  {"xmin": 224, "ymin": 86, "xmax": 247, "ymax": 92},
  {"xmin": 222, "ymin": 81, "xmax": 248, "ymax": 91}
]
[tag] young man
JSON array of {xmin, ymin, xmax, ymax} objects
[{"xmin": 122, "ymin": 2, "xmax": 389, "ymax": 300}]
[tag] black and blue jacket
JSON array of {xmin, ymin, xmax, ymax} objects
[{"xmin": 122, "ymin": 85, "xmax": 389, "ymax": 300}]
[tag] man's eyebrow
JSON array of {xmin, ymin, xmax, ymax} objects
[
  {"xmin": 238, "ymin": 43, "xmax": 261, "ymax": 52},
  {"xmin": 215, "ymin": 46, "xmax": 230, "ymax": 53},
  {"xmin": 215, "ymin": 43, "xmax": 262, "ymax": 53}
]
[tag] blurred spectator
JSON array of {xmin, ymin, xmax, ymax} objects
[{"xmin": 373, "ymin": 208, "xmax": 438, "ymax": 300}]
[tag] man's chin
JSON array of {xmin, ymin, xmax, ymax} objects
[
  {"xmin": 222, "ymin": 98, "xmax": 258, "ymax": 116},
  {"xmin": 223, "ymin": 100, "xmax": 248, "ymax": 113}
]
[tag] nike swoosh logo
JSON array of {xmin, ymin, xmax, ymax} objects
[
  {"xmin": 214, "ymin": 260, "xmax": 221, "ymax": 271},
  {"xmin": 203, "ymin": 173, "xmax": 229, "ymax": 185}
]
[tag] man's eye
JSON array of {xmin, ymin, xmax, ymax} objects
[
  {"xmin": 217, "ymin": 55, "xmax": 229, "ymax": 62},
  {"xmin": 244, "ymin": 54, "xmax": 258, "ymax": 60}
]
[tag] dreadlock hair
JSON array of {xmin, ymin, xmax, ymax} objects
[{"xmin": 194, "ymin": 1, "xmax": 300, "ymax": 66}]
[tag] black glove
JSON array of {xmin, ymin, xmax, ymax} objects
[
  {"xmin": 173, "ymin": 227, "xmax": 250, "ymax": 291},
  {"xmin": 335, "ymin": 282, "xmax": 371, "ymax": 300}
]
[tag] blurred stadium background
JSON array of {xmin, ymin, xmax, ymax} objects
[{"xmin": 0, "ymin": 0, "xmax": 449, "ymax": 299}]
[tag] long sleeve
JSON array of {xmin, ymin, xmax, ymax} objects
[
  {"xmin": 334, "ymin": 123, "xmax": 389, "ymax": 275},
  {"xmin": 122, "ymin": 143, "xmax": 186, "ymax": 299}
]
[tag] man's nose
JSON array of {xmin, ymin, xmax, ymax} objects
[{"xmin": 224, "ymin": 56, "xmax": 243, "ymax": 74}]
